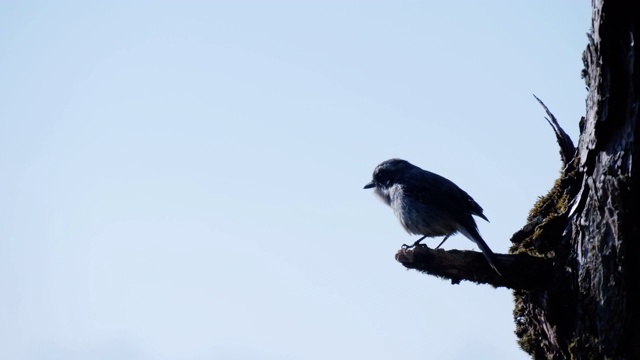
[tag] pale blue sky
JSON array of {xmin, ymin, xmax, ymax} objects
[{"xmin": 1, "ymin": 2, "xmax": 590, "ymax": 359}]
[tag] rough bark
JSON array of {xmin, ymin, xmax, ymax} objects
[
  {"xmin": 567, "ymin": 0, "xmax": 640, "ymax": 358},
  {"xmin": 395, "ymin": 246, "xmax": 554, "ymax": 290}
]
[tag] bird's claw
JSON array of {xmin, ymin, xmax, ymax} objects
[{"xmin": 402, "ymin": 240, "xmax": 427, "ymax": 249}]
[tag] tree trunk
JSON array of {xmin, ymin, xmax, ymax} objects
[{"xmin": 562, "ymin": 0, "xmax": 640, "ymax": 358}]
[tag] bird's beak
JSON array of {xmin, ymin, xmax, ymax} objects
[{"xmin": 363, "ymin": 181, "xmax": 376, "ymax": 189}]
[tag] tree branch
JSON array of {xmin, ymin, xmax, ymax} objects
[
  {"xmin": 533, "ymin": 94, "xmax": 576, "ymax": 166},
  {"xmin": 395, "ymin": 246, "xmax": 554, "ymax": 290}
]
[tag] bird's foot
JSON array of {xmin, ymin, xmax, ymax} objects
[{"xmin": 402, "ymin": 238, "xmax": 427, "ymax": 249}]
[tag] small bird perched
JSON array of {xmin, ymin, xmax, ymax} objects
[{"xmin": 364, "ymin": 158, "xmax": 501, "ymax": 275}]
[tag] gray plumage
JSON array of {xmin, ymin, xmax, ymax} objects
[{"xmin": 364, "ymin": 158, "xmax": 501, "ymax": 275}]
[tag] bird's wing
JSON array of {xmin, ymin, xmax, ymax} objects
[{"xmin": 403, "ymin": 170, "xmax": 488, "ymax": 222}]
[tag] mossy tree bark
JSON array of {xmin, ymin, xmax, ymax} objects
[
  {"xmin": 510, "ymin": 0, "xmax": 640, "ymax": 357},
  {"xmin": 397, "ymin": 1, "xmax": 640, "ymax": 358}
]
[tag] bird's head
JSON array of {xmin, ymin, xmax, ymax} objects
[{"xmin": 363, "ymin": 158, "xmax": 413, "ymax": 190}]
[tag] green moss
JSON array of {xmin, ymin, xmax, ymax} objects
[
  {"xmin": 510, "ymin": 175, "xmax": 570, "ymax": 258},
  {"xmin": 511, "ymin": 162, "xmax": 580, "ymax": 358},
  {"xmin": 511, "ymin": 173, "xmax": 573, "ymax": 358},
  {"xmin": 513, "ymin": 290, "xmax": 548, "ymax": 358},
  {"xmin": 568, "ymin": 339, "xmax": 578, "ymax": 360},
  {"xmin": 568, "ymin": 336, "xmax": 601, "ymax": 360},
  {"xmin": 528, "ymin": 177, "xmax": 569, "ymax": 222}
]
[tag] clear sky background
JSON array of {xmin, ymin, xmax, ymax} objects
[{"xmin": 1, "ymin": 2, "xmax": 591, "ymax": 359}]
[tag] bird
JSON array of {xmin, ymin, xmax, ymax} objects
[{"xmin": 363, "ymin": 158, "xmax": 501, "ymax": 275}]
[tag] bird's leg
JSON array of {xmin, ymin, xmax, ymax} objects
[
  {"xmin": 434, "ymin": 235, "xmax": 451, "ymax": 249},
  {"xmin": 402, "ymin": 235, "xmax": 427, "ymax": 249}
]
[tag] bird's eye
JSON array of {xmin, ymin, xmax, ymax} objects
[{"xmin": 374, "ymin": 169, "xmax": 393, "ymax": 186}]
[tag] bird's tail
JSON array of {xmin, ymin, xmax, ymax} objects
[{"xmin": 457, "ymin": 225, "xmax": 502, "ymax": 276}]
